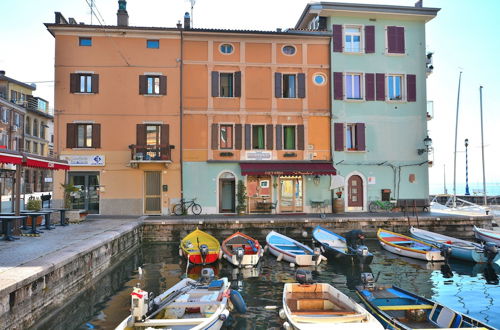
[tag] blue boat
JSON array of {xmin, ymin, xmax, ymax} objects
[
  {"xmin": 312, "ymin": 226, "xmax": 373, "ymax": 264},
  {"xmin": 355, "ymin": 275, "xmax": 494, "ymax": 329},
  {"xmin": 410, "ymin": 227, "xmax": 499, "ymax": 263},
  {"xmin": 265, "ymin": 231, "xmax": 327, "ymax": 267}
]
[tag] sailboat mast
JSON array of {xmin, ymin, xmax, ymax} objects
[
  {"xmin": 479, "ymin": 86, "xmax": 487, "ymax": 206},
  {"xmin": 452, "ymin": 71, "xmax": 462, "ymax": 208},
  {"xmin": 443, "ymin": 164, "xmax": 447, "ymax": 194}
]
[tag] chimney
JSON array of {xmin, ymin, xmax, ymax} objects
[
  {"xmin": 117, "ymin": 0, "xmax": 129, "ymax": 26},
  {"xmin": 415, "ymin": 0, "xmax": 423, "ymax": 7},
  {"xmin": 0, "ymin": 70, "xmax": 5, "ymax": 76},
  {"xmin": 184, "ymin": 12, "xmax": 191, "ymax": 29}
]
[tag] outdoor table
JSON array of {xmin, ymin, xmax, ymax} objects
[
  {"xmin": 0, "ymin": 216, "xmax": 27, "ymax": 241},
  {"xmin": 42, "ymin": 208, "xmax": 68, "ymax": 226},
  {"xmin": 20, "ymin": 212, "xmax": 47, "ymax": 234},
  {"xmin": 311, "ymin": 200, "xmax": 327, "ymax": 218},
  {"xmin": 37, "ymin": 210, "xmax": 56, "ymax": 230}
]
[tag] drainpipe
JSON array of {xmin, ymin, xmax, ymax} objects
[
  {"xmin": 179, "ymin": 26, "xmax": 184, "ymax": 201},
  {"xmin": 328, "ymin": 37, "xmax": 334, "ymax": 213}
]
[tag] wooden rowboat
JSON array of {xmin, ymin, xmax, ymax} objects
[
  {"xmin": 473, "ymin": 226, "xmax": 500, "ymax": 246},
  {"xmin": 377, "ymin": 229, "xmax": 444, "ymax": 262},
  {"xmin": 266, "ymin": 231, "xmax": 326, "ymax": 267},
  {"xmin": 179, "ymin": 228, "xmax": 221, "ymax": 265},
  {"xmin": 356, "ymin": 276, "xmax": 494, "ymax": 329},
  {"xmin": 410, "ymin": 227, "xmax": 499, "ymax": 263},
  {"xmin": 282, "ymin": 281, "xmax": 384, "ymax": 329},
  {"xmin": 312, "ymin": 226, "xmax": 373, "ymax": 264},
  {"xmin": 221, "ymin": 231, "xmax": 263, "ymax": 268}
]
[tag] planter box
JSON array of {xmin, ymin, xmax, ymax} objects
[
  {"xmin": 67, "ymin": 210, "xmax": 87, "ymax": 223},
  {"xmin": 27, "ymin": 215, "xmax": 43, "ymax": 226}
]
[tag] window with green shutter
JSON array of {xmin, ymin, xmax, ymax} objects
[
  {"xmin": 283, "ymin": 126, "xmax": 296, "ymax": 150},
  {"xmin": 252, "ymin": 125, "xmax": 265, "ymax": 150}
]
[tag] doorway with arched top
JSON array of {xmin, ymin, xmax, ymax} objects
[
  {"xmin": 218, "ymin": 172, "xmax": 236, "ymax": 213},
  {"xmin": 347, "ymin": 174, "xmax": 363, "ymax": 210}
]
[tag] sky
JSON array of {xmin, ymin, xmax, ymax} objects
[{"xmin": 0, "ymin": 0, "xmax": 498, "ymax": 193}]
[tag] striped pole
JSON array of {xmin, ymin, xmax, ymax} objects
[{"xmin": 465, "ymin": 139, "xmax": 470, "ymax": 195}]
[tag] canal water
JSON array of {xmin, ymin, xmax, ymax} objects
[{"xmin": 37, "ymin": 235, "xmax": 500, "ymax": 330}]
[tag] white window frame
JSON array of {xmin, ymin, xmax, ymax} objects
[
  {"xmin": 219, "ymin": 72, "xmax": 235, "ymax": 98},
  {"xmin": 312, "ymin": 73, "xmax": 327, "ymax": 86},
  {"xmin": 386, "ymin": 74, "xmax": 405, "ymax": 102},
  {"xmin": 282, "ymin": 73, "xmax": 297, "ymax": 99},
  {"xmin": 343, "ymin": 25, "xmax": 364, "ymax": 54},
  {"xmin": 79, "ymin": 74, "xmax": 92, "ymax": 93},
  {"xmin": 76, "ymin": 123, "xmax": 93, "ymax": 148},
  {"xmin": 283, "ymin": 125, "xmax": 297, "ymax": 150},
  {"xmin": 146, "ymin": 76, "xmax": 161, "ymax": 95},
  {"xmin": 344, "ymin": 73, "xmax": 364, "ymax": 101},
  {"xmin": 345, "ymin": 124, "xmax": 357, "ymax": 151},
  {"xmin": 219, "ymin": 123, "xmax": 234, "ymax": 150},
  {"xmin": 219, "ymin": 43, "xmax": 234, "ymax": 55},
  {"xmin": 282, "ymin": 45, "xmax": 297, "ymax": 56}
]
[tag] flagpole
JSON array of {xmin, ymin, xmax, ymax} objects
[
  {"xmin": 452, "ymin": 71, "xmax": 462, "ymax": 208},
  {"xmin": 479, "ymin": 86, "xmax": 487, "ymax": 206}
]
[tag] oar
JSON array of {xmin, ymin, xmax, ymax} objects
[{"xmin": 147, "ymin": 282, "xmax": 197, "ymax": 319}]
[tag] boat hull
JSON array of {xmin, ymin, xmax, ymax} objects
[
  {"xmin": 378, "ymin": 229, "xmax": 444, "ymax": 262},
  {"xmin": 180, "ymin": 228, "xmax": 221, "ymax": 265},
  {"xmin": 473, "ymin": 226, "xmax": 500, "ymax": 246},
  {"xmin": 266, "ymin": 231, "xmax": 326, "ymax": 267},
  {"xmin": 221, "ymin": 232, "xmax": 263, "ymax": 268}
]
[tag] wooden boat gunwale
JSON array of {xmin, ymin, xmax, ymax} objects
[
  {"xmin": 378, "ymin": 228, "xmax": 440, "ymax": 255},
  {"xmin": 473, "ymin": 226, "xmax": 500, "ymax": 244},
  {"xmin": 221, "ymin": 231, "xmax": 263, "ymax": 267}
]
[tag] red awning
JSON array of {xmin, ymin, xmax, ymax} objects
[
  {"xmin": 0, "ymin": 152, "xmax": 23, "ymax": 165},
  {"xmin": 240, "ymin": 162, "xmax": 336, "ymax": 176},
  {"xmin": 0, "ymin": 151, "xmax": 70, "ymax": 170}
]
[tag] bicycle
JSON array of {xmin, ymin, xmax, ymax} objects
[
  {"xmin": 368, "ymin": 200, "xmax": 395, "ymax": 212},
  {"xmin": 173, "ymin": 198, "xmax": 202, "ymax": 216}
]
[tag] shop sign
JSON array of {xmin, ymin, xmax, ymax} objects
[
  {"xmin": 60, "ymin": 155, "xmax": 105, "ymax": 166},
  {"xmin": 245, "ymin": 151, "xmax": 272, "ymax": 161},
  {"xmin": 368, "ymin": 176, "xmax": 376, "ymax": 184}
]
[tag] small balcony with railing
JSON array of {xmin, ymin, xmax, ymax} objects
[{"xmin": 128, "ymin": 144, "xmax": 173, "ymax": 168}]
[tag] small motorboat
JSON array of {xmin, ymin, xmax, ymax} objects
[
  {"xmin": 281, "ymin": 269, "xmax": 384, "ymax": 329},
  {"xmin": 221, "ymin": 231, "xmax": 263, "ymax": 268},
  {"xmin": 179, "ymin": 228, "xmax": 221, "ymax": 265},
  {"xmin": 312, "ymin": 226, "xmax": 373, "ymax": 264},
  {"xmin": 410, "ymin": 226, "xmax": 499, "ymax": 263},
  {"xmin": 266, "ymin": 231, "xmax": 326, "ymax": 267},
  {"xmin": 115, "ymin": 268, "xmax": 246, "ymax": 330},
  {"xmin": 377, "ymin": 229, "xmax": 444, "ymax": 262},
  {"xmin": 355, "ymin": 273, "xmax": 494, "ymax": 329},
  {"xmin": 473, "ymin": 225, "xmax": 500, "ymax": 246}
]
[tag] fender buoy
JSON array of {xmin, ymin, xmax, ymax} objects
[{"xmin": 230, "ymin": 289, "xmax": 247, "ymax": 314}]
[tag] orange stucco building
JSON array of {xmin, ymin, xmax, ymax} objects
[{"xmin": 46, "ymin": 3, "xmax": 333, "ymax": 215}]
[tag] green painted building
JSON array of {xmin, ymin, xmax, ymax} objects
[{"xmin": 295, "ymin": 2, "xmax": 439, "ymax": 211}]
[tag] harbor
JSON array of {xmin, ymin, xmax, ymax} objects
[{"xmin": 0, "ymin": 212, "xmax": 498, "ymax": 329}]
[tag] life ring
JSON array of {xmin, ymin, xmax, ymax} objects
[{"xmin": 229, "ymin": 289, "xmax": 247, "ymax": 314}]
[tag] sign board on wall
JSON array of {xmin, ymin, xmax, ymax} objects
[
  {"xmin": 368, "ymin": 177, "xmax": 376, "ymax": 184},
  {"xmin": 245, "ymin": 151, "xmax": 272, "ymax": 161},
  {"xmin": 60, "ymin": 155, "xmax": 105, "ymax": 166}
]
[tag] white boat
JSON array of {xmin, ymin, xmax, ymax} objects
[
  {"xmin": 115, "ymin": 270, "xmax": 236, "ymax": 330},
  {"xmin": 266, "ymin": 230, "xmax": 326, "ymax": 266},
  {"xmin": 221, "ymin": 231, "xmax": 263, "ymax": 268},
  {"xmin": 473, "ymin": 225, "xmax": 500, "ymax": 246},
  {"xmin": 410, "ymin": 226, "xmax": 499, "ymax": 263},
  {"xmin": 281, "ymin": 272, "xmax": 384, "ymax": 329},
  {"xmin": 377, "ymin": 229, "xmax": 444, "ymax": 262}
]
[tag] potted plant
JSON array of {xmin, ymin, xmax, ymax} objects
[
  {"xmin": 26, "ymin": 197, "xmax": 43, "ymax": 226},
  {"xmin": 236, "ymin": 180, "xmax": 247, "ymax": 215},
  {"xmin": 61, "ymin": 183, "xmax": 86, "ymax": 223},
  {"xmin": 335, "ymin": 187, "xmax": 343, "ymax": 199}
]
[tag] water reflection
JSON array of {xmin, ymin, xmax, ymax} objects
[{"xmin": 37, "ymin": 240, "xmax": 500, "ymax": 330}]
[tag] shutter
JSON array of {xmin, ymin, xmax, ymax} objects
[
  {"xmin": 235, "ymin": 124, "xmax": 242, "ymax": 150},
  {"xmin": 274, "ymin": 72, "xmax": 282, "ymax": 98},
  {"xmin": 91, "ymin": 123, "xmax": 101, "ymax": 148},
  {"xmin": 365, "ymin": 26, "xmax": 375, "ymax": 53},
  {"xmin": 91, "ymin": 74, "xmax": 99, "ymax": 93},
  {"xmin": 244, "ymin": 124, "xmax": 251, "ymax": 150},
  {"xmin": 160, "ymin": 124, "xmax": 169, "ymax": 159},
  {"xmin": 70, "ymin": 73, "xmax": 79, "ymax": 93},
  {"xmin": 365, "ymin": 73, "xmax": 375, "ymax": 101},
  {"xmin": 333, "ymin": 72, "xmax": 343, "ymax": 100},
  {"xmin": 398, "ymin": 27, "xmax": 405, "ymax": 53},
  {"xmin": 66, "ymin": 123, "xmax": 76, "ymax": 148},
  {"xmin": 297, "ymin": 125, "xmax": 305, "ymax": 150},
  {"xmin": 387, "ymin": 26, "xmax": 396, "ymax": 53},
  {"xmin": 376, "ymin": 73, "xmax": 385, "ymax": 101},
  {"xmin": 136, "ymin": 124, "xmax": 146, "ymax": 153},
  {"xmin": 266, "ymin": 124, "xmax": 274, "ymax": 150},
  {"xmin": 211, "ymin": 71, "xmax": 219, "ymax": 97},
  {"xmin": 211, "ymin": 123, "xmax": 219, "ymax": 150},
  {"xmin": 332, "ymin": 24, "xmax": 343, "ymax": 52},
  {"xmin": 139, "ymin": 75, "xmax": 147, "ymax": 95},
  {"xmin": 234, "ymin": 71, "xmax": 241, "ymax": 97},
  {"xmin": 159, "ymin": 75, "xmax": 167, "ymax": 95},
  {"xmin": 297, "ymin": 73, "xmax": 306, "ymax": 98},
  {"xmin": 407, "ymin": 74, "xmax": 416, "ymax": 102},
  {"xmin": 275, "ymin": 125, "xmax": 283, "ymax": 150},
  {"xmin": 355, "ymin": 123, "xmax": 366, "ymax": 151},
  {"xmin": 334, "ymin": 123, "xmax": 344, "ymax": 151}
]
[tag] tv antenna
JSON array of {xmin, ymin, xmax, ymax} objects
[{"xmin": 187, "ymin": 0, "xmax": 196, "ymax": 27}]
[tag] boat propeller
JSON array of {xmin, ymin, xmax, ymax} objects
[
  {"xmin": 483, "ymin": 242, "xmax": 498, "ymax": 263},
  {"xmin": 200, "ymin": 244, "xmax": 209, "ymax": 264},
  {"xmin": 235, "ymin": 247, "xmax": 245, "ymax": 267},
  {"xmin": 439, "ymin": 245, "xmax": 452, "ymax": 260},
  {"xmin": 296, "ymin": 269, "xmax": 313, "ymax": 284}
]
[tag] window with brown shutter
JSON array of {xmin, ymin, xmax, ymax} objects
[
  {"xmin": 376, "ymin": 73, "xmax": 385, "ymax": 101},
  {"xmin": 274, "ymin": 72, "xmax": 282, "ymax": 98},
  {"xmin": 355, "ymin": 123, "xmax": 365, "ymax": 151},
  {"xmin": 297, "ymin": 125, "xmax": 305, "ymax": 150},
  {"xmin": 91, "ymin": 123, "xmax": 101, "ymax": 148},
  {"xmin": 387, "ymin": 26, "xmax": 405, "ymax": 54},
  {"xmin": 159, "ymin": 76, "xmax": 167, "ymax": 95},
  {"xmin": 211, "ymin": 123, "xmax": 219, "ymax": 150},
  {"xmin": 266, "ymin": 124, "xmax": 273, "ymax": 150},
  {"xmin": 275, "ymin": 125, "xmax": 283, "ymax": 150},
  {"xmin": 68, "ymin": 123, "xmax": 100, "ymax": 148},
  {"xmin": 334, "ymin": 123, "xmax": 344, "ymax": 151},
  {"xmin": 211, "ymin": 71, "xmax": 219, "ymax": 97},
  {"xmin": 234, "ymin": 71, "xmax": 241, "ymax": 97},
  {"xmin": 139, "ymin": 75, "xmax": 147, "ymax": 95},
  {"xmin": 70, "ymin": 73, "xmax": 98, "ymax": 94},
  {"xmin": 91, "ymin": 74, "xmax": 99, "ymax": 93},
  {"xmin": 140, "ymin": 75, "xmax": 166, "ymax": 95},
  {"xmin": 332, "ymin": 24, "xmax": 343, "ymax": 52},
  {"xmin": 333, "ymin": 72, "xmax": 343, "ymax": 100},
  {"xmin": 234, "ymin": 124, "xmax": 242, "ymax": 150},
  {"xmin": 160, "ymin": 124, "xmax": 170, "ymax": 159},
  {"xmin": 136, "ymin": 124, "xmax": 146, "ymax": 154},
  {"xmin": 365, "ymin": 73, "xmax": 375, "ymax": 101},
  {"xmin": 365, "ymin": 26, "xmax": 375, "ymax": 53},
  {"xmin": 297, "ymin": 73, "xmax": 306, "ymax": 98},
  {"xmin": 407, "ymin": 74, "xmax": 416, "ymax": 102},
  {"xmin": 66, "ymin": 123, "xmax": 76, "ymax": 148},
  {"xmin": 244, "ymin": 124, "xmax": 251, "ymax": 150}
]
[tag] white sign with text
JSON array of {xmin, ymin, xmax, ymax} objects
[{"xmin": 60, "ymin": 155, "xmax": 105, "ymax": 166}]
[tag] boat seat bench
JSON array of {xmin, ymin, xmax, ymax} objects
[{"xmin": 379, "ymin": 304, "xmax": 434, "ymax": 311}]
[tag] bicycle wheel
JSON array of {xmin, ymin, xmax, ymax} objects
[
  {"xmin": 173, "ymin": 204, "xmax": 184, "ymax": 216},
  {"xmin": 191, "ymin": 203, "xmax": 202, "ymax": 215},
  {"xmin": 368, "ymin": 202, "xmax": 380, "ymax": 213}
]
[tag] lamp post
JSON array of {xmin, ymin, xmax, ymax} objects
[{"xmin": 464, "ymin": 138, "xmax": 470, "ymax": 195}]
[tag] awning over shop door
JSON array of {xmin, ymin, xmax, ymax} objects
[{"xmin": 240, "ymin": 162, "xmax": 336, "ymax": 176}]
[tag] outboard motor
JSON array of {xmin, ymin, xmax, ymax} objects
[
  {"xmin": 200, "ymin": 267, "xmax": 215, "ymax": 284},
  {"xmin": 235, "ymin": 247, "xmax": 245, "ymax": 267},
  {"xmin": 130, "ymin": 285, "xmax": 149, "ymax": 321},
  {"xmin": 440, "ymin": 245, "xmax": 453, "ymax": 261},
  {"xmin": 356, "ymin": 245, "xmax": 369, "ymax": 257},
  {"xmin": 312, "ymin": 247, "xmax": 321, "ymax": 263},
  {"xmin": 484, "ymin": 242, "xmax": 498, "ymax": 263},
  {"xmin": 200, "ymin": 244, "xmax": 209, "ymax": 264},
  {"xmin": 295, "ymin": 269, "xmax": 313, "ymax": 284},
  {"xmin": 360, "ymin": 272, "xmax": 375, "ymax": 289}
]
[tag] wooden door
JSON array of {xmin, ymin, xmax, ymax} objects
[
  {"xmin": 279, "ymin": 177, "xmax": 303, "ymax": 213},
  {"xmin": 144, "ymin": 171, "xmax": 161, "ymax": 214},
  {"xmin": 219, "ymin": 179, "xmax": 235, "ymax": 213},
  {"xmin": 348, "ymin": 175, "xmax": 363, "ymax": 208}
]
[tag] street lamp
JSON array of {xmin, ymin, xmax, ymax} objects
[
  {"xmin": 417, "ymin": 135, "xmax": 433, "ymax": 155},
  {"xmin": 465, "ymin": 138, "xmax": 470, "ymax": 195}
]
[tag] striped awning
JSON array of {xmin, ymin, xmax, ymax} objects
[
  {"xmin": 0, "ymin": 150, "xmax": 70, "ymax": 170},
  {"xmin": 240, "ymin": 162, "xmax": 336, "ymax": 176}
]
